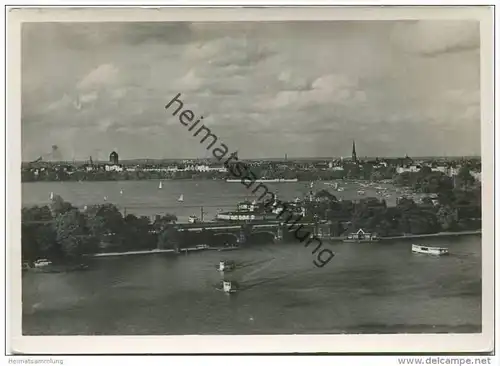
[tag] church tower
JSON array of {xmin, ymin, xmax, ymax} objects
[{"xmin": 351, "ymin": 140, "xmax": 357, "ymax": 163}]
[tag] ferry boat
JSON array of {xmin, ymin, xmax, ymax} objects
[
  {"xmin": 343, "ymin": 229, "xmax": 380, "ymax": 243},
  {"xmin": 216, "ymin": 280, "xmax": 239, "ymax": 293},
  {"xmin": 226, "ymin": 178, "xmax": 298, "ymax": 183},
  {"xmin": 195, "ymin": 244, "xmax": 210, "ymax": 250},
  {"xmin": 215, "ymin": 211, "xmax": 276, "ymax": 222},
  {"xmin": 412, "ymin": 244, "xmax": 449, "ymax": 256},
  {"xmin": 216, "ymin": 260, "xmax": 236, "ymax": 272}
]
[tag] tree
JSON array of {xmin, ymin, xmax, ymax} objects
[
  {"xmin": 437, "ymin": 205, "xmax": 457, "ymax": 231},
  {"xmin": 315, "ymin": 189, "xmax": 338, "ymax": 202},
  {"xmin": 55, "ymin": 209, "xmax": 97, "ymax": 259},
  {"xmin": 85, "ymin": 203, "xmax": 125, "ymax": 250},
  {"xmin": 157, "ymin": 225, "xmax": 180, "ymax": 250},
  {"xmin": 85, "ymin": 204, "xmax": 124, "ymax": 233},
  {"xmin": 22, "ymin": 205, "xmax": 53, "ymax": 222},
  {"xmin": 456, "ymin": 166, "xmax": 476, "ymax": 189},
  {"xmin": 35, "ymin": 223, "xmax": 59, "ymax": 258},
  {"xmin": 122, "ymin": 214, "xmax": 155, "ymax": 250},
  {"xmin": 152, "ymin": 213, "xmax": 178, "ymax": 232},
  {"xmin": 49, "ymin": 195, "xmax": 74, "ymax": 216},
  {"xmin": 21, "ymin": 206, "xmax": 59, "ymax": 262},
  {"xmin": 21, "ymin": 223, "xmax": 38, "ymax": 262}
]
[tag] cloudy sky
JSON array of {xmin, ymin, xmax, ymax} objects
[{"xmin": 22, "ymin": 20, "xmax": 480, "ymax": 161}]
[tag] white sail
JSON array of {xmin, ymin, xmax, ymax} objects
[
  {"xmin": 178, "ymin": 194, "xmax": 184, "ymax": 202},
  {"xmin": 49, "ymin": 192, "xmax": 54, "ymax": 200},
  {"xmin": 120, "ymin": 189, "xmax": 124, "ymax": 195},
  {"xmin": 159, "ymin": 181, "xmax": 163, "ymax": 189}
]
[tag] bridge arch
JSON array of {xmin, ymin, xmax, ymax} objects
[
  {"xmin": 248, "ymin": 231, "xmax": 276, "ymax": 244},
  {"xmin": 212, "ymin": 233, "xmax": 239, "ymax": 246}
]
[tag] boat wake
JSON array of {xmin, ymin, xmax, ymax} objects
[
  {"xmin": 240, "ymin": 267, "xmax": 316, "ymax": 292},
  {"xmin": 237, "ymin": 257, "xmax": 275, "ymax": 270},
  {"xmin": 241, "ymin": 258, "xmax": 276, "ymax": 281}
]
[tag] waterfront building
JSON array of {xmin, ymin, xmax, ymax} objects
[{"xmin": 105, "ymin": 164, "xmax": 123, "ymax": 172}]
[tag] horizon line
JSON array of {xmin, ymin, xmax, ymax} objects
[{"xmin": 21, "ymin": 155, "xmax": 482, "ymax": 164}]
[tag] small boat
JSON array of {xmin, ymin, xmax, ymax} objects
[
  {"xmin": 216, "ymin": 260, "xmax": 236, "ymax": 272},
  {"xmin": 159, "ymin": 181, "xmax": 163, "ymax": 189},
  {"xmin": 120, "ymin": 189, "xmax": 124, "ymax": 195},
  {"xmin": 216, "ymin": 280, "xmax": 239, "ymax": 293},
  {"xmin": 33, "ymin": 259, "xmax": 52, "ymax": 268},
  {"xmin": 178, "ymin": 194, "xmax": 184, "ymax": 202},
  {"xmin": 49, "ymin": 192, "xmax": 54, "ymax": 200},
  {"xmin": 188, "ymin": 215, "xmax": 198, "ymax": 223},
  {"xmin": 103, "ymin": 196, "xmax": 108, "ymax": 201},
  {"xmin": 195, "ymin": 244, "xmax": 210, "ymax": 250},
  {"xmin": 22, "ymin": 261, "xmax": 30, "ymax": 271},
  {"xmin": 218, "ymin": 245, "xmax": 239, "ymax": 252},
  {"xmin": 412, "ymin": 244, "xmax": 449, "ymax": 256}
]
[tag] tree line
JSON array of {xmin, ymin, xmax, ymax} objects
[{"xmin": 22, "ymin": 195, "xmax": 178, "ymax": 264}]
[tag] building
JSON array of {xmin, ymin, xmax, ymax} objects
[
  {"xmin": 351, "ymin": 140, "xmax": 357, "ymax": 163},
  {"xmin": 105, "ymin": 164, "xmax": 123, "ymax": 172},
  {"xmin": 109, "ymin": 151, "xmax": 119, "ymax": 165}
]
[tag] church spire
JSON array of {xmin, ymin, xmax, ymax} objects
[{"xmin": 352, "ymin": 140, "xmax": 357, "ymax": 163}]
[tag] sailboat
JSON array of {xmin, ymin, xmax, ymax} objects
[
  {"xmin": 159, "ymin": 181, "xmax": 163, "ymax": 189},
  {"xmin": 120, "ymin": 189, "xmax": 124, "ymax": 195},
  {"xmin": 178, "ymin": 194, "xmax": 184, "ymax": 202},
  {"xmin": 49, "ymin": 192, "xmax": 54, "ymax": 200}
]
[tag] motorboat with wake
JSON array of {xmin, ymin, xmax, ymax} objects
[
  {"xmin": 216, "ymin": 260, "xmax": 236, "ymax": 272},
  {"xmin": 412, "ymin": 244, "xmax": 449, "ymax": 256},
  {"xmin": 215, "ymin": 280, "xmax": 239, "ymax": 293}
]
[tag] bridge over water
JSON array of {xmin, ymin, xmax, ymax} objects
[{"xmin": 173, "ymin": 220, "xmax": 318, "ymax": 244}]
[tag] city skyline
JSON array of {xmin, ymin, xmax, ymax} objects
[{"xmin": 22, "ymin": 21, "xmax": 481, "ymax": 161}]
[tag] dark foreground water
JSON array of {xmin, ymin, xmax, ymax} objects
[{"xmin": 22, "ymin": 235, "xmax": 481, "ymax": 335}]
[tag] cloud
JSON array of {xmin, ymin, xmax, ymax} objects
[
  {"xmin": 21, "ymin": 21, "xmax": 481, "ymax": 160},
  {"xmin": 77, "ymin": 63, "xmax": 120, "ymax": 90},
  {"xmin": 391, "ymin": 20, "xmax": 480, "ymax": 56},
  {"xmin": 259, "ymin": 73, "xmax": 363, "ymax": 111}
]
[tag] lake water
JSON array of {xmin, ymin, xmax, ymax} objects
[
  {"xmin": 21, "ymin": 181, "xmax": 481, "ymax": 335},
  {"xmin": 22, "ymin": 180, "xmax": 400, "ymax": 222}
]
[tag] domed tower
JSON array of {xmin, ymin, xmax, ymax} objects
[{"xmin": 109, "ymin": 151, "xmax": 119, "ymax": 165}]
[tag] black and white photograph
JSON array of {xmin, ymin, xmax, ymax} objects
[{"xmin": 8, "ymin": 6, "xmax": 494, "ymax": 354}]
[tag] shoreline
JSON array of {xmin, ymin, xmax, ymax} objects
[
  {"xmin": 381, "ymin": 230, "xmax": 481, "ymax": 240},
  {"xmin": 91, "ymin": 248, "xmax": 175, "ymax": 257},
  {"xmin": 89, "ymin": 230, "xmax": 482, "ymax": 258},
  {"xmin": 90, "ymin": 246, "xmax": 222, "ymax": 258}
]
